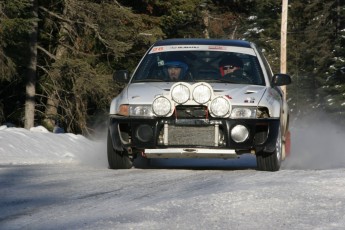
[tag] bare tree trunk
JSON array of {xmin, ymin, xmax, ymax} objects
[
  {"xmin": 24, "ymin": 0, "xmax": 38, "ymax": 129},
  {"xmin": 43, "ymin": 92, "xmax": 59, "ymax": 129},
  {"xmin": 43, "ymin": 3, "xmax": 70, "ymax": 129},
  {"xmin": 202, "ymin": 8, "xmax": 210, "ymax": 39}
]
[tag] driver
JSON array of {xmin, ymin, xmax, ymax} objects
[{"xmin": 164, "ymin": 61, "xmax": 189, "ymax": 81}]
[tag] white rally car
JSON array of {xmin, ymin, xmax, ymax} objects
[{"xmin": 108, "ymin": 39, "xmax": 291, "ymax": 171}]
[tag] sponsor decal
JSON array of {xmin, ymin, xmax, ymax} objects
[
  {"xmin": 265, "ymin": 89, "xmax": 280, "ymax": 105},
  {"xmin": 149, "ymin": 45, "xmax": 256, "ymax": 55},
  {"xmin": 157, "ymin": 60, "xmax": 165, "ymax": 66},
  {"xmin": 151, "ymin": 45, "xmax": 227, "ymax": 53},
  {"xmin": 265, "ymin": 93, "xmax": 274, "ymax": 105},
  {"xmin": 170, "ymin": 45, "xmax": 200, "ymax": 49},
  {"xmin": 208, "ymin": 45, "xmax": 227, "ymax": 50},
  {"xmin": 151, "ymin": 47, "xmax": 164, "ymax": 53},
  {"xmin": 244, "ymin": 97, "xmax": 255, "ymax": 103}
]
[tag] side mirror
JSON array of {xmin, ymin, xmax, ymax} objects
[
  {"xmin": 271, "ymin": 73, "xmax": 292, "ymax": 86},
  {"xmin": 113, "ymin": 70, "xmax": 130, "ymax": 83}
]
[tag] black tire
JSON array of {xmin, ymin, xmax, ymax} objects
[
  {"xmin": 256, "ymin": 127, "xmax": 282, "ymax": 171},
  {"xmin": 107, "ymin": 131, "xmax": 132, "ymax": 169}
]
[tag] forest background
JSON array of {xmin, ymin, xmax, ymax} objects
[{"xmin": 0, "ymin": 0, "xmax": 344, "ymax": 135}]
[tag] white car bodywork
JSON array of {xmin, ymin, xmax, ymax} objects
[{"xmin": 108, "ymin": 39, "xmax": 291, "ymax": 171}]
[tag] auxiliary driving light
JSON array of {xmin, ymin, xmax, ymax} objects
[
  {"xmin": 231, "ymin": 125, "xmax": 249, "ymax": 143},
  {"xmin": 192, "ymin": 83, "xmax": 212, "ymax": 104},
  {"xmin": 152, "ymin": 96, "xmax": 171, "ymax": 116},
  {"xmin": 171, "ymin": 83, "xmax": 190, "ymax": 104},
  {"xmin": 209, "ymin": 96, "xmax": 231, "ymax": 117}
]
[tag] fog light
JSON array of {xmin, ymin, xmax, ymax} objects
[
  {"xmin": 136, "ymin": 124, "xmax": 153, "ymax": 142},
  {"xmin": 231, "ymin": 125, "xmax": 249, "ymax": 143}
]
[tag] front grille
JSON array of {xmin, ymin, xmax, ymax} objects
[
  {"xmin": 175, "ymin": 105, "xmax": 208, "ymax": 118},
  {"xmin": 167, "ymin": 125, "xmax": 215, "ymax": 146}
]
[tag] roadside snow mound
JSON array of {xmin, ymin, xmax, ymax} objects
[{"xmin": 0, "ymin": 126, "xmax": 107, "ymax": 167}]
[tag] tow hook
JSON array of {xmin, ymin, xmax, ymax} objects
[
  {"xmin": 127, "ymin": 147, "xmax": 133, "ymax": 154},
  {"xmin": 141, "ymin": 151, "xmax": 147, "ymax": 158}
]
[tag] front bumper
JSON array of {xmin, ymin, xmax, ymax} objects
[
  {"xmin": 144, "ymin": 148, "xmax": 237, "ymax": 158},
  {"xmin": 108, "ymin": 116, "xmax": 280, "ymax": 158}
]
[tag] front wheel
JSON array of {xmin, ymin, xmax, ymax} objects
[
  {"xmin": 107, "ymin": 131, "xmax": 132, "ymax": 169},
  {"xmin": 256, "ymin": 127, "xmax": 282, "ymax": 171}
]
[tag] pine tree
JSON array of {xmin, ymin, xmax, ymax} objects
[
  {"xmin": 36, "ymin": 0, "xmax": 163, "ymax": 134},
  {"xmin": 0, "ymin": 0, "xmax": 38, "ymax": 127},
  {"xmin": 1, "ymin": 0, "xmax": 164, "ymax": 133},
  {"xmin": 317, "ymin": 0, "xmax": 345, "ymax": 122},
  {"xmin": 2, "ymin": 0, "xmax": 344, "ymax": 132}
]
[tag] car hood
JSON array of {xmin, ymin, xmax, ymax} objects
[{"xmin": 125, "ymin": 82, "xmax": 267, "ymax": 106}]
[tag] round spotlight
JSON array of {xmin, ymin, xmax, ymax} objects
[
  {"xmin": 171, "ymin": 83, "xmax": 190, "ymax": 104},
  {"xmin": 231, "ymin": 125, "xmax": 249, "ymax": 143},
  {"xmin": 152, "ymin": 96, "xmax": 171, "ymax": 116},
  {"xmin": 192, "ymin": 83, "xmax": 212, "ymax": 104},
  {"xmin": 210, "ymin": 96, "xmax": 231, "ymax": 117}
]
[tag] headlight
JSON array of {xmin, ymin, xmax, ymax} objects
[
  {"xmin": 210, "ymin": 96, "xmax": 231, "ymax": 117},
  {"xmin": 129, "ymin": 105, "xmax": 154, "ymax": 117},
  {"xmin": 192, "ymin": 83, "xmax": 212, "ymax": 104},
  {"xmin": 231, "ymin": 107, "xmax": 256, "ymax": 118},
  {"xmin": 171, "ymin": 83, "xmax": 190, "ymax": 104},
  {"xmin": 152, "ymin": 96, "xmax": 171, "ymax": 116}
]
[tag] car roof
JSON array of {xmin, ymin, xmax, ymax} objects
[{"xmin": 153, "ymin": 38, "xmax": 252, "ymax": 48}]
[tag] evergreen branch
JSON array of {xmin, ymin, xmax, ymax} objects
[
  {"xmin": 37, "ymin": 65, "xmax": 50, "ymax": 74},
  {"xmin": 39, "ymin": 6, "xmax": 112, "ymax": 50},
  {"xmin": 39, "ymin": 6, "xmax": 73, "ymax": 24},
  {"xmin": 37, "ymin": 45, "xmax": 56, "ymax": 60},
  {"xmin": 59, "ymin": 43, "xmax": 101, "ymax": 57},
  {"xmin": 113, "ymin": 0, "xmax": 122, "ymax": 8}
]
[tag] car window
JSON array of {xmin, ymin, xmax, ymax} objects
[{"xmin": 132, "ymin": 49, "xmax": 265, "ymax": 85}]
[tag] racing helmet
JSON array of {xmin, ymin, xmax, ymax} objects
[
  {"xmin": 164, "ymin": 61, "xmax": 189, "ymax": 80},
  {"xmin": 219, "ymin": 55, "xmax": 243, "ymax": 76}
]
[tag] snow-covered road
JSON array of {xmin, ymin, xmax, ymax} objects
[
  {"xmin": 2, "ymin": 164, "xmax": 345, "ymax": 230},
  {"xmin": 1, "ymin": 115, "xmax": 345, "ymax": 229}
]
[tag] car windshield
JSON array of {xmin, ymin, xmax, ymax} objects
[{"xmin": 131, "ymin": 45, "xmax": 265, "ymax": 85}]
